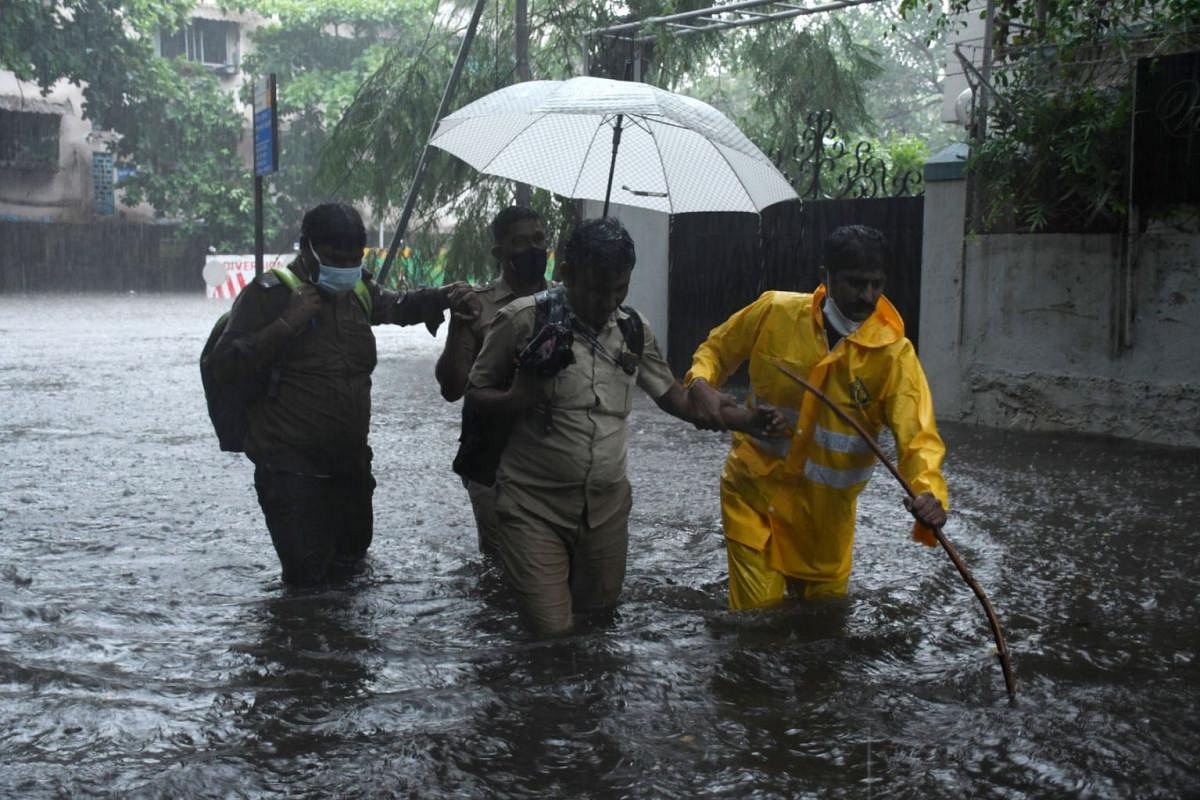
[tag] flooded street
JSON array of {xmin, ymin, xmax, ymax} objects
[{"xmin": 1, "ymin": 294, "xmax": 1197, "ymax": 798}]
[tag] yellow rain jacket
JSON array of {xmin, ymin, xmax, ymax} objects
[{"xmin": 685, "ymin": 287, "xmax": 948, "ymax": 586}]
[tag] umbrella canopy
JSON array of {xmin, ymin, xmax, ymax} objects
[{"xmin": 430, "ymin": 76, "xmax": 798, "ymax": 215}]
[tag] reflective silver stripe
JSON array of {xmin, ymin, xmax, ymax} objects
[
  {"xmin": 812, "ymin": 424, "xmax": 873, "ymax": 454},
  {"xmin": 804, "ymin": 459, "xmax": 875, "ymax": 489}
]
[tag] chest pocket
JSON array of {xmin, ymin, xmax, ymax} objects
[
  {"xmin": 546, "ymin": 340, "xmax": 633, "ymax": 416},
  {"xmin": 593, "ymin": 354, "xmax": 634, "ymax": 418},
  {"xmin": 286, "ymin": 295, "xmax": 374, "ymax": 376}
]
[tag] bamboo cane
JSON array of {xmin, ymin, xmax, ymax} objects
[{"xmin": 770, "ymin": 359, "xmax": 1017, "ymax": 699}]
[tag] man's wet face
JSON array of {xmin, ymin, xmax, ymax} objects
[
  {"xmin": 827, "ymin": 262, "xmax": 886, "ymax": 322},
  {"xmin": 567, "ymin": 263, "xmax": 632, "ymax": 328},
  {"xmin": 497, "ymin": 218, "xmax": 547, "ymax": 262}
]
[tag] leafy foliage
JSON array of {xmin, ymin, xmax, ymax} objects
[
  {"xmin": 236, "ymin": 0, "xmax": 429, "ymax": 251},
  {"xmin": 903, "ymin": 0, "xmax": 1200, "ymax": 232},
  {"xmin": 319, "ymin": 1, "xmax": 942, "ymax": 283},
  {"xmin": 115, "ymin": 60, "xmax": 251, "ymax": 246},
  {"xmin": 1, "ymin": 0, "xmax": 256, "ymax": 247},
  {"xmin": 3, "ymin": 1, "xmax": 963, "ymax": 263}
]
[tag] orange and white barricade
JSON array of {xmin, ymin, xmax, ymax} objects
[{"xmin": 202, "ymin": 255, "xmax": 293, "ymax": 299}]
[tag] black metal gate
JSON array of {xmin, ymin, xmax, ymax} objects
[{"xmin": 666, "ymin": 111, "xmax": 926, "ymax": 378}]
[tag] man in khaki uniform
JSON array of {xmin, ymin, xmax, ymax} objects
[
  {"xmin": 436, "ymin": 206, "xmax": 550, "ymax": 555},
  {"xmin": 466, "ymin": 218, "xmax": 782, "ymax": 635}
]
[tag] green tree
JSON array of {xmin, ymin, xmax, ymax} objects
[
  {"xmin": 318, "ymin": 1, "xmax": 905, "ymax": 283},
  {"xmin": 842, "ymin": 2, "xmax": 957, "ymax": 149},
  {"xmin": 903, "ymin": 0, "xmax": 1200, "ymax": 231},
  {"xmin": 237, "ymin": 0, "xmax": 431, "ymax": 252},
  {"xmin": 2, "ymin": 0, "xmax": 254, "ymax": 248}
]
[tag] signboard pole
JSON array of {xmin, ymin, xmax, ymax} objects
[
  {"xmin": 253, "ymin": 74, "xmax": 279, "ymax": 279},
  {"xmin": 254, "ymin": 175, "xmax": 265, "ymax": 279}
]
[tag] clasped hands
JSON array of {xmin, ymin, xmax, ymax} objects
[{"xmin": 686, "ymin": 378, "xmax": 789, "ymax": 440}]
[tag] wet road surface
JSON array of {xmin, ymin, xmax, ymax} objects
[{"xmin": 1, "ymin": 294, "xmax": 1197, "ymax": 798}]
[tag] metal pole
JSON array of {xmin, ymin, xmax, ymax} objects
[
  {"xmin": 378, "ymin": 0, "xmax": 489, "ymax": 287},
  {"xmin": 584, "ymin": 0, "xmax": 883, "ymax": 40},
  {"xmin": 254, "ymin": 174, "xmax": 264, "ymax": 279},
  {"xmin": 602, "ymin": 114, "xmax": 624, "ymax": 217},
  {"xmin": 514, "ymin": 0, "xmax": 532, "ymax": 207},
  {"xmin": 968, "ymin": 0, "xmax": 997, "ymax": 234},
  {"xmin": 978, "ymin": 0, "xmax": 996, "ymax": 143}
]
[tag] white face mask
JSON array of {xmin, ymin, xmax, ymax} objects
[{"xmin": 822, "ymin": 295, "xmax": 861, "ymax": 337}]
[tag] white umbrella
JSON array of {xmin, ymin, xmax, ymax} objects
[{"xmin": 430, "ymin": 76, "xmax": 798, "ymax": 215}]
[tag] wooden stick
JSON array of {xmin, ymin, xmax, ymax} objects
[{"xmin": 771, "ymin": 359, "xmax": 1017, "ymax": 699}]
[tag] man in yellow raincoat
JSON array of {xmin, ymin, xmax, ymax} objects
[{"xmin": 686, "ymin": 225, "xmax": 948, "ymax": 609}]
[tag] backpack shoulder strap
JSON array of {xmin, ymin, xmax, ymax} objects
[
  {"xmin": 269, "ymin": 266, "xmax": 302, "ymax": 290},
  {"xmin": 352, "ymin": 279, "xmax": 373, "ymax": 318},
  {"xmin": 617, "ymin": 305, "xmax": 644, "ymax": 356}
]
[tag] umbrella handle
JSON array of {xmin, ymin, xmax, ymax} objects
[
  {"xmin": 602, "ymin": 114, "xmax": 624, "ymax": 217},
  {"xmin": 769, "ymin": 359, "xmax": 1017, "ymax": 700}
]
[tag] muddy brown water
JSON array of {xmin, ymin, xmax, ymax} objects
[{"xmin": 1, "ymin": 294, "xmax": 1197, "ymax": 798}]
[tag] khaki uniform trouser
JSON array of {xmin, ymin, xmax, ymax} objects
[
  {"xmin": 464, "ymin": 478, "xmax": 501, "ymax": 556},
  {"xmin": 494, "ymin": 483, "xmax": 632, "ymax": 636}
]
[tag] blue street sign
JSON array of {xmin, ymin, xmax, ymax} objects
[{"xmin": 254, "ymin": 75, "xmax": 278, "ymax": 176}]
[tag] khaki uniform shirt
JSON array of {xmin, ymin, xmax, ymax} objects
[
  {"xmin": 469, "ymin": 294, "xmax": 676, "ymax": 529},
  {"xmin": 442, "ymin": 276, "xmax": 548, "ymax": 390},
  {"xmin": 467, "ymin": 276, "xmax": 539, "ymax": 342}
]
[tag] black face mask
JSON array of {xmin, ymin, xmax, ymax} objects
[{"xmin": 509, "ymin": 247, "xmax": 548, "ymax": 284}]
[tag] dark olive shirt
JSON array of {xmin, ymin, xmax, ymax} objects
[{"xmin": 210, "ymin": 264, "xmax": 438, "ymax": 473}]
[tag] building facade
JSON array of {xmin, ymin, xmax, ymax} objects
[{"xmin": 0, "ymin": 3, "xmax": 264, "ymax": 225}]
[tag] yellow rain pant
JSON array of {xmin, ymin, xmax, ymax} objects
[{"xmin": 722, "ymin": 481, "xmax": 849, "ymax": 610}]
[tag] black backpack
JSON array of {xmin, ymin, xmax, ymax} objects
[
  {"xmin": 453, "ymin": 286, "xmax": 645, "ymax": 486},
  {"xmin": 200, "ymin": 266, "xmax": 375, "ymax": 452},
  {"xmin": 199, "ymin": 267, "xmax": 301, "ymax": 453}
]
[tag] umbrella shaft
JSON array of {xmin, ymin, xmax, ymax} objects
[{"xmin": 602, "ymin": 114, "xmax": 624, "ymax": 217}]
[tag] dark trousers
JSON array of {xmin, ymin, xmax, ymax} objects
[{"xmin": 254, "ymin": 465, "xmax": 376, "ymax": 586}]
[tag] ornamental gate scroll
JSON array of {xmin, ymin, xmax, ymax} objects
[
  {"xmin": 666, "ymin": 112, "xmax": 927, "ymax": 378},
  {"xmin": 773, "ymin": 109, "xmax": 925, "ymax": 201}
]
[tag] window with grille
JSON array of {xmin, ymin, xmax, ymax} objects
[
  {"xmin": 92, "ymin": 152, "xmax": 115, "ymax": 215},
  {"xmin": 157, "ymin": 19, "xmax": 237, "ymax": 67},
  {"xmin": 0, "ymin": 109, "xmax": 60, "ymax": 170}
]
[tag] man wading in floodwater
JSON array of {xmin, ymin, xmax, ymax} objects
[
  {"xmin": 686, "ymin": 224, "xmax": 949, "ymax": 609},
  {"xmin": 435, "ymin": 206, "xmax": 551, "ymax": 557},
  {"xmin": 208, "ymin": 202, "xmax": 462, "ymax": 586},
  {"xmin": 465, "ymin": 217, "xmax": 785, "ymax": 635}
]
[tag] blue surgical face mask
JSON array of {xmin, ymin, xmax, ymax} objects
[{"xmin": 310, "ymin": 243, "xmax": 362, "ymax": 293}]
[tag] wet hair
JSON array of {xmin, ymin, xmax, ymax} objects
[
  {"xmin": 490, "ymin": 205, "xmax": 542, "ymax": 244},
  {"xmin": 300, "ymin": 202, "xmax": 367, "ymax": 252},
  {"xmin": 823, "ymin": 225, "xmax": 891, "ymax": 274},
  {"xmin": 562, "ymin": 217, "xmax": 636, "ymax": 276}
]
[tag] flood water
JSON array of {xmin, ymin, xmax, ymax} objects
[{"xmin": 1, "ymin": 294, "xmax": 1197, "ymax": 798}]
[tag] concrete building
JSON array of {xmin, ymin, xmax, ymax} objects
[{"xmin": 0, "ymin": 2, "xmax": 264, "ymax": 225}]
